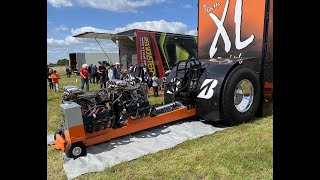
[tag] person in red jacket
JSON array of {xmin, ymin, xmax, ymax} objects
[
  {"xmin": 50, "ymin": 70, "xmax": 60, "ymax": 92},
  {"xmin": 80, "ymin": 64, "xmax": 90, "ymax": 92}
]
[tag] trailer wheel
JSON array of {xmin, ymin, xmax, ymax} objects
[
  {"xmin": 53, "ymin": 129, "xmax": 63, "ymax": 140},
  {"xmin": 222, "ymin": 66, "xmax": 261, "ymax": 125},
  {"xmin": 65, "ymin": 142, "xmax": 87, "ymax": 159}
]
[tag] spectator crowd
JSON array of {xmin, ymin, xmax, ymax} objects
[{"xmin": 47, "ymin": 61, "xmax": 163, "ymax": 97}]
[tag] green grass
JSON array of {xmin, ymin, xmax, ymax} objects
[{"xmin": 47, "ymin": 66, "xmax": 273, "ymax": 180}]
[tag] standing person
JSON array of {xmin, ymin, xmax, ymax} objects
[
  {"xmin": 113, "ymin": 62, "xmax": 121, "ymax": 79},
  {"xmin": 120, "ymin": 69, "xmax": 128, "ymax": 80},
  {"xmin": 98, "ymin": 62, "xmax": 114, "ymax": 88},
  {"xmin": 134, "ymin": 65, "xmax": 145, "ymax": 83},
  {"xmin": 91, "ymin": 65, "xmax": 98, "ymax": 84},
  {"xmin": 66, "ymin": 66, "xmax": 71, "ymax": 78},
  {"xmin": 141, "ymin": 64, "xmax": 151, "ymax": 85},
  {"xmin": 80, "ymin": 64, "xmax": 90, "ymax": 92},
  {"xmin": 88, "ymin": 64, "xmax": 93, "ymax": 83},
  {"xmin": 104, "ymin": 64, "xmax": 110, "ymax": 81},
  {"xmin": 47, "ymin": 68, "xmax": 54, "ymax": 90},
  {"xmin": 128, "ymin": 64, "xmax": 134, "ymax": 74},
  {"xmin": 69, "ymin": 66, "xmax": 72, "ymax": 77},
  {"xmin": 107, "ymin": 64, "xmax": 114, "ymax": 80},
  {"xmin": 97, "ymin": 61, "xmax": 107, "ymax": 89},
  {"xmin": 151, "ymin": 73, "xmax": 160, "ymax": 97},
  {"xmin": 144, "ymin": 67, "xmax": 152, "ymax": 89},
  {"xmin": 50, "ymin": 70, "xmax": 60, "ymax": 92}
]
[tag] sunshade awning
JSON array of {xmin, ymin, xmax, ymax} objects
[{"xmin": 73, "ymin": 32, "xmax": 134, "ymax": 42}]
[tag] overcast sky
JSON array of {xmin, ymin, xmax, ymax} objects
[{"xmin": 47, "ymin": 0, "xmax": 198, "ymax": 63}]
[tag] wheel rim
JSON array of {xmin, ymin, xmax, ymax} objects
[
  {"xmin": 234, "ymin": 79, "xmax": 254, "ymax": 113},
  {"xmin": 72, "ymin": 147, "xmax": 82, "ymax": 156}
]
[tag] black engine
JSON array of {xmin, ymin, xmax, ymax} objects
[
  {"xmin": 109, "ymin": 82, "xmax": 151, "ymax": 127},
  {"xmin": 62, "ymin": 87, "xmax": 114, "ymax": 133},
  {"xmin": 62, "ymin": 82, "xmax": 151, "ymax": 133},
  {"xmin": 82, "ymin": 105, "xmax": 114, "ymax": 133}
]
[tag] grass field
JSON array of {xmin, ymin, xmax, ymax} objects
[{"xmin": 47, "ymin": 66, "xmax": 273, "ymax": 180}]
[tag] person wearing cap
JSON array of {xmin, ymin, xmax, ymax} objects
[
  {"xmin": 80, "ymin": 64, "xmax": 90, "ymax": 92},
  {"xmin": 113, "ymin": 62, "xmax": 121, "ymax": 79}
]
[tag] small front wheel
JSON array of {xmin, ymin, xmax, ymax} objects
[{"xmin": 65, "ymin": 142, "xmax": 87, "ymax": 159}]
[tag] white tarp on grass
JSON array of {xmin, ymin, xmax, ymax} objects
[{"xmin": 47, "ymin": 118, "xmax": 227, "ymax": 179}]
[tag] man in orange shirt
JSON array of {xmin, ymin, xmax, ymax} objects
[
  {"xmin": 80, "ymin": 64, "xmax": 90, "ymax": 92},
  {"xmin": 50, "ymin": 70, "xmax": 60, "ymax": 92}
]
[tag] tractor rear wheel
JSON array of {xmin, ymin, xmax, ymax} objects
[{"xmin": 222, "ymin": 65, "xmax": 261, "ymax": 125}]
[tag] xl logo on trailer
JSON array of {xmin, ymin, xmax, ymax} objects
[
  {"xmin": 197, "ymin": 79, "xmax": 218, "ymax": 99},
  {"xmin": 207, "ymin": 0, "xmax": 255, "ymax": 58}
]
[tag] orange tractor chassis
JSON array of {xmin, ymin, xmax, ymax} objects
[{"xmin": 52, "ymin": 107, "xmax": 196, "ymax": 152}]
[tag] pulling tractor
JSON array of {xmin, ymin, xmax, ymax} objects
[{"xmin": 51, "ymin": 0, "xmax": 273, "ymax": 158}]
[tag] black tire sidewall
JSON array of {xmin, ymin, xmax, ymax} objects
[
  {"xmin": 65, "ymin": 142, "xmax": 87, "ymax": 159},
  {"xmin": 222, "ymin": 65, "xmax": 261, "ymax": 125}
]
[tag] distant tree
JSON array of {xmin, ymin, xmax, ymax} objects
[
  {"xmin": 48, "ymin": 63, "xmax": 56, "ymax": 67},
  {"xmin": 56, "ymin": 59, "xmax": 69, "ymax": 66}
]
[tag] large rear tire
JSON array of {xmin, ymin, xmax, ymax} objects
[{"xmin": 222, "ymin": 66, "xmax": 261, "ymax": 125}]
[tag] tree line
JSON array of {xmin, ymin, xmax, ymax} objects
[{"xmin": 48, "ymin": 59, "xmax": 69, "ymax": 67}]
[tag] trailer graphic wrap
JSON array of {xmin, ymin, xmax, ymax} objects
[
  {"xmin": 198, "ymin": 0, "xmax": 266, "ymax": 60},
  {"xmin": 136, "ymin": 31, "xmax": 164, "ymax": 77},
  {"xmin": 155, "ymin": 32, "xmax": 198, "ymax": 70},
  {"xmin": 136, "ymin": 30, "xmax": 198, "ymax": 77}
]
